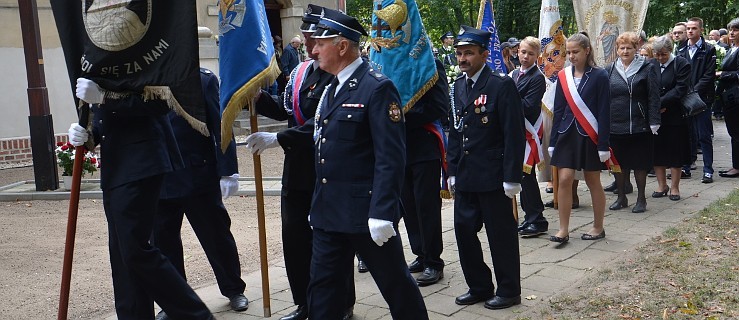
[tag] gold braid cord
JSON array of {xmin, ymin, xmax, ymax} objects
[
  {"xmin": 402, "ymin": 72, "xmax": 438, "ymax": 113},
  {"xmin": 220, "ymin": 56, "xmax": 281, "ymax": 153}
]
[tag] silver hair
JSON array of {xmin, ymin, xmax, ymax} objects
[
  {"xmin": 728, "ymin": 18, "xmax": 739, "ymax": 30},
  {"xmin": 652, "ymin": 36, "xmax": 673, "ymax": 53}
]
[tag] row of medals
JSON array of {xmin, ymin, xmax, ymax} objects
[{"xmin": 474, "ymin": 105, "xmax": 489, "ymax": 124}]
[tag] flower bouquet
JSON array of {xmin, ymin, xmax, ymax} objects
[
  {"xmin": 446, "ymin": 65, "xmax": 461, "ymax": 84},
  {"xmin": 56, "ymin": 142, "xmax": 99, "ymax": 177},
  {"xmin": 706, "ymin": 40, "xmax": 727, "ymax": 70}
]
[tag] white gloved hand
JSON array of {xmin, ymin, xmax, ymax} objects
[
  {"xmin": 75, "ymin": 78, "xmax": 103, "ymax": 104},
  {"xmin": 245, "ymin": 132, "xmax": 279, "ymax": 155},
  {"xmin": 68, "ymin": 123, "xmax": 89, "ymax": 147},
  {"xmin": 650, "ymin": 124, "xmax": 660, "ymax": 135},
  {"xmin": 447, "ymin": 176, "xmax": 456, "ymax": 194},
  {"xmin": 368, "ymin": 218, "xmax": 396, "ymax": 246},
  {"xmin": 503, "ymin": 182, "xmax": 521, "ymax": 199},
  {"xmin": 548, "ymin": 147, "xmax": 555, "ymax": 157},
  {"xmin": 598, "ymin": 151, "xmax": 611, "ymax": 163},
  {"xmin": 220, "ymin": 173, "xmax": 239, "ymax": 199}
]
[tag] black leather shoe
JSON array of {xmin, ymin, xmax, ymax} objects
[
  {"xmin": 519, "ymin": 224, "xmax": 548, "ymax": 237},
  {"xmin": 416, "ymin": 267, "xmax": 444, "ymax": 286},
  {"xmin": 484, "ymin": 295, "xmax": 521, "ymax": 310},
  {"xmin": 632, "ymin": 199, "xmax": 647, "ymax": 213},
  {"xmin": 229, "ymin": 293, "xmax": 249, "ymax": 312},
  {"xmin": 609, "ymin": 198, "xmax": 628, "ymax": 210},
  {"xmin": 357, "ymin": 260, "xmax": 368, "ymax": 273},
  {"xmin": 154, "ymin": 311, "xmax": 169, "ymax": 320},
  {"xmin": 455, "ymin": 292, "xmax": 493, "ymax": 305},
  {"xmin": 603, "ymin": 181, "xmax": 617, "ymax": 192},
  {"xmin": 544, "ymin": 200, "xmax": 554, "ymax": 208},
  {"xmin": 407, "ymin": 260, "xmax": 423, "ymax": 273},
  {"xmin": 517, "ymin": 222, "xmax": 530, "ymax": 231},
  {"xmin": 702, "ymin": 173, "xmax": 713, "ymax": 183},
  {"xmin": 280, "ymin": 305, "xmax": 308, "ymax": 320},
  {"xmin": 343, "ymin": 306, "xmax": 354, "ymax": 320}
]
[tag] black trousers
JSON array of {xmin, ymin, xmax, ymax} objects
[
  {"xmin": 308, "ymin": 229, "xmax": 428, "ymax": 320},
  {"xmin": 520, "ymin": 166, "xmax": 547, "ymax": 226},
  {"xmin": 401, "ymin": 160, "xmax": 444, "ymax": 270},
  {"xmin": 152, "ymin": 189, "xmax": 246, "ymax": 299},
  {"xmin": 726, "ymin": 102, "xmax": 739, "ymax": 169},
  {"xmin": 454, "ymin": 190, "xmax": 521, "ymax": 298},
  {"xmin": 103, "ymin": 175, "xmax": 211, "ymax": 320}
]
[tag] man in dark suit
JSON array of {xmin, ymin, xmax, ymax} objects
[
  {"xmin": 306, "ymin": 9, "xmax": 428, "ymax": 319},
  {"xmin": 402, "ymin": 59, "xmax": 449, "ymax": 286},
  {"xmin": 151, "ymin": 68, "xmax": 248, "ymax": 320},
  {"xmin": 446, "ymin": 26, "xmax": 525, "ymax": 310},
  {"xmin": 246, "ymin": 5, "xmax": 355, "ymax": 320},
  {"xmin": 68, "ymin": 80, "xmax": 214, "ymax": 319},
  {"xmin": 511, "ymin": 37, "xmax": 548, "ymax": 237},
  {"xmin": 439, "ymin": 32, "xmax": 458, "ymax": 70},
  {"xmin": 677, "ymin": 17, "xmax": 716, "ymax": 183},
  {"xmin": 282, "ymin": 36, "xmax": 302, "ymax": 82}
]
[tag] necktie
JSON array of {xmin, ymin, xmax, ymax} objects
[
  {"xmin": 466, "ymin": 78, "xmax": 474, "ymax": 92},
  {"xmin": 516, "ymin": 70, "xmax": 525, "ymax": 83},
  {"xmin": 660, "ymin": 64, "xmax": 666, "ymax": 73}
]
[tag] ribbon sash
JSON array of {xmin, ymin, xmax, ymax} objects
[
  {"xmin": 289, "ymin": 61, "xmax": 313, "ymax": 126},
  {"xmin": 522, "ymin": 111, "xmax": 544, "ymax": 174},
  {"xmin": 557, "ymin": 67, "xmax": 620, "ymax": 171}
]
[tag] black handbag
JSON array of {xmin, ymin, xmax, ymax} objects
[
  {"xmin": 674, "ymin": 62, "xmax": 707, "ymax": 116},
  {"xmin": 721, "ymin": 84, "xmax": 739, "ymax": 106}
]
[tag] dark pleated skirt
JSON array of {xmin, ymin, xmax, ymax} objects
[
  {"xmin": 551, "ymin": 127, "xmax": 606, "ymax": 171},
  {"xmin": 653, "ymin": 124, "xmax": 691, "ymax": 168},
  {"xmin": 610, "ymin": 132, "xmax": 654, "ymax": 170}
]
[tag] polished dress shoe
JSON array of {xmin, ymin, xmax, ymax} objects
[
  {"xmin": 280, "ymin": 305, "xmax": 308, "ymax": 320},
  {"xmin": 484, "ymin": 295, "xmax": 521, "ymax": 310},
  {"xmin": 544, "ymin": 200, "xmax": 579, "ymax": 209},
  {"xmin": 632, "ymin": 199, "xmax": 647, "ymax": 213},
  {"xmin": 519, "ymin": 224, "xmax": 548, "ymax": 237},
  {"xmin": 603, "ymin": 180, "xmax": 617, "ymax": 192},
  {"xmin": 517, "ymin": 222, "xmax": 530, "ymax": 231},
  {"xmin": 609, "ymin": 198, "xmax": 628, "ymax": 210},
  {"xmin": 229, "ymin": 293, "xmax": 249, "ymax": 311},
  {"xmin": 155, "ymin": 311, "xmax": 169, "ymax": 320},
  {"xmin": 416, "ymin": 267, "xmax": 444, "ymax": 286},
  {"xmin": 357, "ymin": 259, "xmax": 368, "ymax": 273},
  {"xmin": 455, "ymin": 292, "xmax": 493, "ymax": 305},
  {"xmin": 651, "ymin": 187, "xmax": 669, "ymax": 198},
  {"xmin": 407, "ymin": 260, "xmax": 423, "ymax": 273},
  {"xmin": 702, "ymin": 172, "xmax": 713, "ymax": 183},
  {"xmin": 343, "ymin": 306, "xmax": 354, "ymax": 320}
]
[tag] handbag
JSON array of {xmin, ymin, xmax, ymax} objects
[
  {"xmin": 674, "ymin": 62, "xmax": 706, "ymax": 116},
  {"xmin": 721, "ymin": 84, "xmax": 739, "ymax": 107}
]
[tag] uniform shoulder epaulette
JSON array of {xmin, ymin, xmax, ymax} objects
[
  {"xmin": 199, "ymin": 68, "xmax": 212, "ymax": 75},
  {"xmin": 368, "ymin": 68, "xmax": 387, "ymax": 81}
]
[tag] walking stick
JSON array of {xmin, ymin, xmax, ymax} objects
[
  {"xmin": 57, "ymin": 103, "xmax": 90, "ymax": 320},
  {"xmin": 249, "ymin": 111, "xmax": 271, "ymax": 317},
  {"xmin": 552, "ymin": 165, "xmax": 559, "ymax": 210}
]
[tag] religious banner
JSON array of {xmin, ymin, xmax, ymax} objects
[
  {"xmin": 537, "ymin": 0, "xmax": 567, "ymax": 115},
  {"xmin": 573, "ymin": 0, "xmax": 649, "ymax": 66},
  {"xmin": 370, "ymin": 0, "xmax": 438, "ymax": 112},
  {"xmin": 218, "ymin": 0, "xmax": 281, "ymax": 151},
  {"xmin": 476, "ymin": 0, "xmax": 507, "ymax": 74},
  {"xmin": 50, "ymin": 0, "xmax": 207, "ymax": 135}
]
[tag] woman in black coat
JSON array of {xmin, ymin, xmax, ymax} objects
[
  {"xmin": 716, "ymin": 18, "xmax": 739, "ymax": 178},
  {"xmin": 607, "ymin": 32, "xmax": 661, "ymax": 213},
  {"xmin": 650, "ymin": 36, "xmax": 691, "ymax": 201}
]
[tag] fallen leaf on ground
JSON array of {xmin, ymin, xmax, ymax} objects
[{"xmin": 525, "ymin": 295, "xmax": 537, "ymax": 300}]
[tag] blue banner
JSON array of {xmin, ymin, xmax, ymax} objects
[
  {"xmin": 370, "ymin": 0, "xmax": 438, "ymax": 112},
  {"xmin": 476, "ymin": 0, "xmax": 507, "ymax": 74},
  {"xmin": 218, "ymin": 0, "xmax": 280, "ymax": 151}
]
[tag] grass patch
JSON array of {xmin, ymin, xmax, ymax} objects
[{"xmin": 525, "ymin": 190, "xmax": 739, "ymax": 319}]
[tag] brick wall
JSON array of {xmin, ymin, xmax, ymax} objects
[{"xmin": 0, "ymin": 135, "xmax": 68, "ymax": 167}]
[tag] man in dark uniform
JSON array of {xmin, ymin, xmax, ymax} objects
[
  {"xmin": 439, "ymin": 32, "xmax": 458, "ymax": 71},
  {"xmin": 306, "ymin": 9, "xmax": 428, "ymax": 319},
  {"xmin": 68, "ymin": 79, "xmax": 214, "ymax": 319},
  {"xmin": 151, "ymin": 68, "xmax": 248, "ymax": 320},
  {"xmin": 511, "ymin": 37, "xmax": 549, "ymax": 237},
  {"xmin": 446, "ymin": 25, "xmax": 525, "ymax": 310},
  {"xmin": 246, "ymin": 5, "xmax": 355, "ymax": 320},
  {"xmin": 402, "ymin": 59, "xmax": 449, "ymax": 286}
]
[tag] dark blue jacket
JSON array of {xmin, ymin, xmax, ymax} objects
[
  {"xmin": 281, "ymin": 45, "xmax": 301, "ymax": 77},
  {"xmin": 159, "ymin": 68, "xmax": 238, "ymax": 199},
  {"xmin": 677, "ymin": 37, "xmax": 717, "ymax": 104},
  {"xmin": 405, "ymin": 59, "xmax": 449, "ymax": 164}
]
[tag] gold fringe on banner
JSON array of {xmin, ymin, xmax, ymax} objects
[
  {"xmin": 440, "ymin": 189, "xmax": 453, "ymax": 199},
  {"xmin": 403, "ymin": 72, "xmax": 438, "ymax": 114},
  {"xmin": 220, "ymin": 56, "xmax": 281, "ymax": 153}
]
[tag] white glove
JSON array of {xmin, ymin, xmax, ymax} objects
[
  {"xmin": 650, "ymin": 124, "xmax": 660, "ymax": 135},
  {"xmin": 75, "ymin": 78, "xmax": 103, "ymax": 104},
  {"xmin": 447, "ymin": 176, "xmax": 456, "ymax": 193},
  {"xmin": 503, "ymin": 182, "xmax": 521, "ymax": 199},
  {"xmin": 548, "ymin": 147, "xmax": 555, "ymax": 157},
  {"xmin": 220, "ymin": 173, "xmax": 239, "ymax": 199},
  {"xmin": 598, "ymin": 151, "xmax": 611, "ymax": 163},
  {"xmin": 245, "ymin": 132, "xmax": 279, "ymax": 155},
  {"xmin": 368, "ymin": 218, "xmax": 396, "ymax": 246},
  {"xmin": 68, "ymin": 123, "xmax": 89, "ymax": 147}
]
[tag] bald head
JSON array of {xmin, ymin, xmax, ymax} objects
[{"xmin": 290, "ymin": 36, "xmax": 302, "ymax": 48}]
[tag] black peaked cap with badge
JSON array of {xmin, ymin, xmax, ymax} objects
[
  {"xmin": 441, "ymin": 31, "xmax": 454, "ymax": 41},
  {"xmin": 312, "ymin": 8, "xmax": 368, "ymax": 43},
  {"xmin": 455, "ymin": 25, "xmax": 491, "ymax": 49},
  {"xmin": 301, "ymin": 4, "xmax": 324, "ymax": 32}
]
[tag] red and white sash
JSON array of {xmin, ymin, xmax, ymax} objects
[
  {"xmin": 289, "ymin": 60, "xmax": 313, "ymax": 126},
  {"xmin": 558, "ymin": 67, "xmax": 620, "ymax": 172},
  {"xmin": 523, "ymin": 112, "xmax": 544, "ymax": 174}
]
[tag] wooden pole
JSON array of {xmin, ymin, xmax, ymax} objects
[
  {"xmin": 552, "ymin": 165, "xmax": 559, "ymax": 210},
  {"xmin": 57, "ymin": 104, "xmax": 89, "ymax": 320},
  {"xmin": 249, "ymin": 112, "xmax": 271, "ymax": 317},
  {"xmin": 512, "ymin": 195, "xmax": 518, "ymax": 222}
]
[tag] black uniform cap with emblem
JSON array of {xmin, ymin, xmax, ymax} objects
[
  {"xmin": 311, "ymin": 8, "xmax": 368, "ymax": 43},
  {"xmin": 455, "ymin": 25, "xmax": 491, "ymax": 50},
  {"xmin": 440, "ymin": 31, "xmax": 454, "ymax": 41},
  {"xmin": 301, "ymin": 4, "xmax": 324, "ymax": 33}
]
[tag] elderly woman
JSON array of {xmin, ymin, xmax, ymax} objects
[
  {"xmin": 717, "ymin": 19, "xmax": 739, "ymax": 178},
  {"xmin": 650, "ymin": 36, "xmax": 691, "ymax": 200},
  {"xmin": 607, "ymin": 31, "xmax": 661, "ymax": 213}
]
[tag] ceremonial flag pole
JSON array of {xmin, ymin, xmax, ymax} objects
[
  {"xmin": 476, "ymin": 0, "xmax": 507, "ymax": 74},
  {"xmin": 218, "ymin": 1, "xmax": 281, "ymax": 316}
]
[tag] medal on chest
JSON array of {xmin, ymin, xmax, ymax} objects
[{"xmin": 473, "ymin": 94, "xmax": 487, "ymax": 114}]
